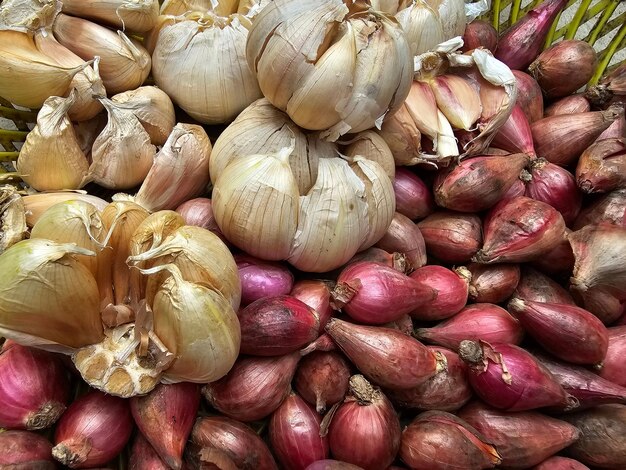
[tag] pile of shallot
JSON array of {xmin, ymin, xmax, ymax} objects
[{"xmin": 1, "ymin": 0, "xmax": 626, "ymax": 468}]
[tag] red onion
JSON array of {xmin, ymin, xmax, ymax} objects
[
  {"xmin": 599, "ymin": 326, "xmax": 626, "ymax": 387},
  {"xmin": 327, "ymin": 375, "xmax": 401, "ymax": 470},
  {"xmin": 0, "ymin": 342, "xmax": 69, "ymax": 430},
  {"xmin": 531, "ymin": 106, "xmax": 622, "ymax": 166},
  {"xmin": 569, "ymin": 224, "xmax": 626, "ymax": 307},
  {"xmin": 291, "ymin": 280, "xmax": 334, "ymax": 333},
  {"xmin": 576, "ymin": 137, "xmax": 626, "ymax": 194},
  {"xmin": 331, "ymin": 261, "xmax": 435, "ymax": 324},
  {"xmin": 465, "ymin": 263, "xmax": 520, "ymax": 304},
  {"xmin": 374, "ymin": 213, "xmax": 427, "ymax": 270},
  {"xmin": 326, "ymin": 318, "xmax": 443, "ymax": 390},
  {"xmin": 561, "ymin": 405, "xmax": 626, "ymax": 469},
  {"xmin": 545, "ymin": 94, "xmax": 591, "ymax": 117},
  {"xmin": 495, "ymin": 0, "xmax": 567, "ymax": 70},
  {"xmin": 202, "ymin": 353, "xmax": 299, "ymax": 422},
  {"xmin": 534, "ymin": 352, "xmax": 626, "ymax": 409},
  {"xmin": 462, "ymin": 19, "xmax": 498, "ymax": 52},
  {"xmin": 239, "ymin": 295, "xmax": 319, "ymax": 356},
  {"xmin": 529, "ymin": 40, "xmax": 597, "ymax": 98},
  {"xmin": 129, "ymin": 434, "xmax": 169, "ymax": 470},
  {"xmin": 408, "ymin": 265, "xmax": 469, "ymax": 321},
  {"xmin": 474, "ymin": 196, "xmax": 566, "ymax": 264},
  {"xmin": 304, "ymin": 461, "xmax": 363, "ymax": 470},
  {"xmin": 52, "ymin": 390, "xmax": 133, "ymax": 468},
  {"xmin": 191, "ymin": 416, "xmax": 278, "ymax": 470},
  {"xmin": 0, "ymin": 430, "xmax": 55, "ymax": 469},
  {"xmin": 458, "ymin": 340, "xmax": 574, "ymax": 411},
  {"xmin": 529, "ymin": 231, "xmax": 576, "ymax": 275},
  {"xmin": 514, "ymin": 266, "xmax": 576, "ymax": 305},
  {"xmin": 415, "ymin": 303, "xmax": 524, "ymax": 350},
  {"xmin": 269, "ymin": 391, "xmax": 329, "ymax": 469},
  {"xmin": 531, "ymin": 456, "xmax": 590, "ymax": 470},
  {"xmin": 235, "ymin": 254, "xmax": 294, "ymax": 306},
  {"xmin": 458, "ymin": 400, "xmax": 580, "ymax": 469},
  {"xmin": 525, "ymin": 158, "xmax": 583, "ymax": 225},
  {"xmin": 294, "ymin": 351, "xmax": 351, "ymax": 413},
  {"xmin": 434, "ymin": 154, "xmax": 529, "ymax": 212},
  {"xmin": 512, "ymin": 71, "xmax": 544, "ymax": 123},
  {"xmin": 509, "ymin": 299, "xmax": 608, "ymax": 365},
  {"xmin": 400, "ymin": 411, "xmax": 502, "ymax": 469},
  {"xmin": 386, "ymin": 346, "xmax": 471, "ymax": 412},
  {"xmin": 175, "ymin": 198, "xmax": 224, "ymax": 240},
  {"xmin": 300, "ymin": 333, "xmax": 337, "ymax": 355},
  {"xmin": 491, "ymin": 106, "xmax": 536, "ymax": 155},
  {"xmin": 417, "ymin": 211, "xmax": 482, "ymax": 263},
  {"xmin": 130, "ymin": 382, "xmax": 200, "ymax": 470},
  {"xmin": 392, "ymin": 168, "xmax": 434, "ymax": 221},
  {"xmin": 573, "ymin": 189, "xmax": 626, "ymax": 229}
]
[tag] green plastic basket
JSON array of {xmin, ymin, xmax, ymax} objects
[{"xmin": 1, "ymin": 0, "xmax": 625, "ymax": 187}]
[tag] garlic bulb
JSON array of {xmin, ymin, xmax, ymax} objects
[
  {"xmin": 0, "ymin": 239, "xmax": 104, "ymax": 352},
  {"xmin": 60, "ymin": 0, "xmax": 159, "ymax": 33},
  {"xmin": 0, "ymin": 186, "xmax": 27, "ymax": 254},
  {"xmin": 22, "ymin": 192, "xmax": 109, "ymax": 227},
  {"xmin": 0, "ymin": 29, "xmax": 86, "ymax": 108},
  {"xmin": 0, "ymin": 0, "xmax": 60, "ymax": 32},
  {"xmin": 53, "ymin": 13, "xmax": 151, "ymax": 95},
  {"xmin": 87, "ymin": 98, "xmax": 156, "ymax": 190},
  {"xmin": 111, "ymin": 86, "xmax": 176, "ymax": 145},
  {"xmin": 160, "ymin": 0, "xmax": 213, "ymax": 15},
  {"xmin": 152, "ymin": 11, "xmax": 262, "ymax": 124},
  {"xmin": 433, "ymin": 0, "xmax": 466, "ymax": 39},
  {"xmin": 16, "ymin": 91, "xmax": 89, "ymax": 191},
  {"xmin": 143, "ymin": 264, "xmax": 241, "ymax": 384},
  {"xmin": 246, "ymin": 0, "xmax": 413, "ymax": 140},
  {"xmin": 34, "ymin": 32, "xmax": 105, "ymax": 122},
  {"xmin": 210, "ymin": 98, "xmax": 396, "ymax": 272},
  {"xmin": 134, "ymin": 124, "xmax": 212, "ymax": 212}
]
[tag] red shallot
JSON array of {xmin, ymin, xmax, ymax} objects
[
  {"xmin": 235, "ymin": 254, "xmax": 294, "ymax": 306},
  {"xmin": 375, "ymin": 213, "xmax": 427, "ymax": 270},
  {"xmin": 392, "ymin": 168, "xmax": 434, "ymax": 221},
  {"xmin": 514, "ymin": 266, "xmax": 576, "ymax": 305},
  {"xmin": 0, "ymin": 430, "xmax": 55, "ymax": 469},
  {"xmin": 491, "ymin": 106, "xmax": 536, "ymax": 155},
  {"xmin": 545, "ymin": 95, "xmax": 591, "ymax": 117},
  {"xmin": 417, "ymin": 211, "xmax": 482, "ymax": 263},
  {"xmin": 129, "ymin": 434, "xmax": 169, "ymax": 470},
  {"xmin": 291, "ymin": 280, "xmax": 334, "ymax": 333},
  {"xmin": 465, "ymin": 263, "xmax": 521, "ymax": 304},
  {"xmin": 576, "ymin": 137, "xmax": 626, "ymax": 194},
  {"xmin": 409, "ymin": 265, "xmax": 469, "ymax": 321},
  {"xmin": 512, "ymin": 71, "xmax": 544, "ymax": 123},
  {"xmin": 294, "ymin": 351, "xmax": 351, "ymax": 414},
  {"xmin": 599, "ymin": 326, "xmax": 626, "ymax": 387}
]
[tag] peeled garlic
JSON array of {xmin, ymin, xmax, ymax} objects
[
  {"xmin": 30, "ymin": 200, "xmax": 107, "ymax": 278},
  {"xmin": 396, "ymin": 0, "xmax": 445, "ymax": 56},
  {"xmin": 88, "ymin": 98, "xmax": 156, "ymax": 190},
  {"xmin": 22, "ymin": 191, "xmax": 109, "ymax": 227},
  {"xmin": 61, "ymin": 0, "xmax": 159, "ymax": 33},
  {"xmin": 127, "ymin": 225, "xmax": 242, "ymax": 311},
  {"xmin": 111, "ymin": 86, "xmax": 176, "ymax": 145},
  {"xmin": 35, "ymin": 32, "xmax": 105, "ymax": 122},
  {"xmin": 0, "ymin": 29, "xmax": 86, "ymax": 108},
  {"xmin": 213, "ymin": 146, "xmax": 300, "ymax": 261},
  {"xmin": 0, "ymin": 239, "xmax": 103, "ymax": 351},
  {"xmin": 134, "ymin": 124, "xmax": 212, "ymax": 212},
  {"xmin": 152, "ymin": 11, "xmax": 262, "ymax": 124},
  {"xmin": 144, "ymin": 264, "xmax": 241, "ymax": 383},
  {"xmin": 17, "ymin": 91, "xmax": 89, "ymax": 191},
  {"xmin": 0, "ymin": 186, "xmax": 27, "ymax": 253},
  {"xmin": 53, "ymin": 13, "xmax": 151, "ymax": 94},
  {"xmin": 246, "ymin": 0, "xmax": 413, "ymax": 140}
]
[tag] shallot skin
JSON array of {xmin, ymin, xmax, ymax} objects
[{"xmin": 0, "ymin": 430, "xmax": 56, "ymax": 469}]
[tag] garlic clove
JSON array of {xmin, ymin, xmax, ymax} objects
[
  {"xmin": 134, "ymin": 124, "xmax": 212, "ymax": 212},
  {"xmin": 378, "ymin": 103, "xmax": 423, "ymax": 166},
  {"xmin": 111, "ymin": 86, "xmax": 176, "ymax": 146},
  {"xmin": 60, "ymin": 0, "xmax": 159, "ymax": 33},
  {"xmin": 212, "ymin": 146, "xmax": 300, "ymax": 261},
  {"xmin": 53, "ymin": 13, "xmax": 151, "ymax": 95},
  {"xmin": 428, "ymin": 74, "xmax": 482, "ymax": 131},
  {"xmin": 404, "ymin": 80, "xmax": 441, "ymax": 141},
  {"xmin": 0, "ymin": 239, "xmax": 103, "ymax": 350},
  {"xmin": 16, "ymin": 90, "xmax": 90, "ymax": 191},
  {"xmin": 0, "ymin": 186, "xmax": 27, "ymax": 254},
  {"xmin": 343, "ymin": 130, "xmax": 396, "ymax": 181},
  {"xmin": 21, "ymin": 191, "xmax": 108, "ymax": 227},
  {"xmin": 0, "ymin": 29, "xmax": 87, "ymax": 109},
  {"xmin": 288, "ymin": 157, "xmax": 369, "ymax": 272},
  {"xmin": 87, "ymin": 98, "xmax": 156, "ymax": 190}
]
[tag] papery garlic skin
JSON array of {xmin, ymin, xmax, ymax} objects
[
  {"xmin": 0, "ymin": 0, "xmax": 61, "ymax": 32},
  {"xmin": 134, "ymin": 124, "xmax": 212, "ymax": 211},
  {"xmin": 17, "ymin": 91, "xmax": 89, "ymax": 191},
  {"xmin": 395, "ymin": 0, "xmax": 445, "ymax": 56},
  {"xmin": 61, "ymin": 0, "xmax": 160, "ymax": 33},
  {"xmin": 0, "ymin": 186, "xmax": 27, "ymax": 254},
  {"xmin": 22, "ymin": 192, "xmax": 109, "ymax": 227},
  {"xmin": 0, "ymin": 239, "xmax": 104, "ymax": 351},
  {"xmin": 88, "ymin": 99, "xmax": 156, "ymax": 190},
  {"xmin": 152, "ymin": 12, "xmax": 262, "ymax": 124},
  {"xmin": 246, "ymin": 0, "xmax": 413, "ymax": 140}
]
